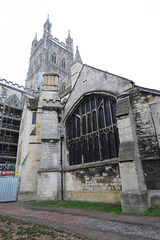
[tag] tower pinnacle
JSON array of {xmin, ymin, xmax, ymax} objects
[
  {"xmin": 43, "ymin": 15, "xmax": 52, "ymax": 37},
  {"xmin": 34, "ymin": 33, "xmax": 37, "ymax": 41},
  {"xmin": 66, "ymin": 30, "xmax": 73, "ymax": 53},
  {"xmin": 74, "ymin": 46, "xmax": 82, "ymax": 64}
]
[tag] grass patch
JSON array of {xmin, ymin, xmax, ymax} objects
[
  {"xmin": 32, "ymin": 200, "xmax": 160, "ymax": 217},
  {"xmin": 32, "ymin": 200, "xmax": 123, "ymax": 214},
  {"xmin": 142, "ymin": 207, "xmax": 160, "ymax": 217}
]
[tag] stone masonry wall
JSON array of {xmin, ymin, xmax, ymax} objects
[
  {"xmin": 64, "ymin": 164, "xmax": 121, "ymax": 204},
  {"xmin": 37, "ymin": 171, "xmax": 60, "ymax": 200},
  {"xmin": 131, "ymin": 91, "xmax": 159, "ymax": 159},
  {"xmin": 131, "ymin": 90, "xmax": 160, "ymax": 191},
  {"xmin": 142, "ymin": 160, "xmax": 160, "ymax": 190}
]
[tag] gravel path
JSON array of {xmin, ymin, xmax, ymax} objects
[{"xmin": 0, "ymin": 202, "xmax": 160, "ymax": 240}]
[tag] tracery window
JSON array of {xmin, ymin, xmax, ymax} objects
[
  {"xmin": 6, "ymin": 95, "xmax": 21, "ymax": 108},
  {"xmin": 66, "ymin": 94, "xmax": 119, "ymax": 165}
]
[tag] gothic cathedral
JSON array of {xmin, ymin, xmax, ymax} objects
[{"xmin": 1, "ymin": 16, "xmax": 160, "ymax": 213}]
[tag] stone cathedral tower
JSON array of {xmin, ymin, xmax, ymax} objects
[{"xmin": 25, "ymin": 16, "xmax": 74, "ymax": 92}]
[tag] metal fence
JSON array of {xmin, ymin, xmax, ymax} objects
[{"xmin": 0, "ymin": 176, "xmax": 19, "ymax": 202}]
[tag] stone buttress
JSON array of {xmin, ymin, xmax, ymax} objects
[
  {"xmin": 37, "ymin": 73, "xmax": 63, "ymax": 200},
  {"xmin": 116, "ymin": 95, "xmax": 150, "ymax": 213}
]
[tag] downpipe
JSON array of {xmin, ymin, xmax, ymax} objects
[{"xmin": 60, "ymin": 135, "xmax": 64, "ymax": 201}]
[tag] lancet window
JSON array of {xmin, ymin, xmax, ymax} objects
[
  {"xmin": 66, "ymin": 94, "xmax": 119, "ymax": 165},
  {"xmin": 52, "ymin": 52, "xmax": 56, "ymax": 63},
  {"xmin": 62, "ymin": 82, "xmax": 66, "ymax": 91},
  {"xmin": 62, "ymin": 58, "xmax": 66, "ymax": 68}
]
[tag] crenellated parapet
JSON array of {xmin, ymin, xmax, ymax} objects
[
  {"xmin": 0, "ymin": 78, "xmax": 25, "ymax": 91},
  {"xmin": 0, "ymin": 78, "xmax": 39, "ymax": 98},
  {"xmin": 42, "ymin": 99, "xmax": 62, "ymax": 110}
]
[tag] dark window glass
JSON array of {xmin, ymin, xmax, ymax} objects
[
  {"xmin": 83, "ymin": 139, "xmax": 89, "ymax": 163},
  {"xmin": 89, "ymin": 138, "xmax": 94, "ymax": 162},
  {"xmin": 77, "ymin": 142, "xmax": 81, "ymax": 164},
  {"xmin": 111, "ymin": 101, "xmax": 117, "ymax": 124},
  {"xmin": 94, "ymin": 136, "xmax": 100, "ymax": 161},
  {"xmin": 115, "ymin": 129, "xmax": 120, "ymax": 157},
  {"xmin": 82, "ymin": 116, "xmax": 86, "ymax": 135},
  {"xmin": 108, "ymin": 131, "xmax": 116, "ymax": 158},
  {"xmin": 32, "ymin": 112, "xmax": 37, "ymax": 124},
  {"xmin": 73, "ymin": 143, "xmax": 77, "ymax": 165},
  {"xmin": 93, "ymin": 111, "xmax": 97, "ymax": 131},
  {"xmin": 86, "ymin": 99, "xmax": 91, "ymax": 112},
  {"xmin": 98, "ymin": 107, "xmax": 105, "ymax": 129},
  {"xmin": 91, "ymin": 98, "xmax": 96, "ymax": 110},
  {"xmin": 68, "ymin": 121, "xmax": 72, "ymax": 140},
  {"xmin": 97, "ymin": 97, "xmax": 102, "ymax": 108},
  {"xmin": 77, "ymin": 117, "xmax": 80, "ymax": 137},
  {"xmin": 87, "ymin": 113, "xmax": 92, "ymax": 133},
  {"xmin": 101, "ymin": 133, "xmax": 109, "ymax": 160},
  {"xmin": 72, "ymin": 116, "xmax": 76, "ymax": 138},
  {"xmin": 104, "ymin": 99, "xmax": 112, "ymax": 126},
  {"xmin": 82, "ymin": 102, "xmax": 85, "ymax": 114}
]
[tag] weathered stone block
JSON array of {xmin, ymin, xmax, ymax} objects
[
  {"xmin": 37, "ymin": 171, "xmax": 60, "ymax": 200},
  {"xmin": 116, "ymin": 96, "xmax": 130, "ymax": 117},
  {"xmin": 150, "ymin": 195, "xmax": 160, "ymax": 207},
  {"xmin": 121, "ymin": 191, "xmax": 150, "ymax": 213}
]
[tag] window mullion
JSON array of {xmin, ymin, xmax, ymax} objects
[
  {"xmin": 79, "ymin": 106, "xmax": 82, "ymax": 137},
  {"xmin": 75, "ymin": 113, "xmax": 77, "ymax": 138},
  {"xmin": 103, "ymin": 99, "xmax": 109, "ymax": 159},
  {"xmin": 109, "ymin": 99, "xmax": 114, "ymax": 125},
  {"xmin": 90, "ymin": 98, "xmax": 94, "ymax": 133},
  {"xmin": 110, "ymin": 100, "xmax": 119, "ymax": 158},
  {"xmin": 109, "ymin": 99, "xmax": 117, "ymax": 157},
  {"xmin": 85, "ymin": 100, "xmax": 88, "ymax": 134},
  {"xmin": 103, "ymin": 99, "xmax": 107, "ymax": 129}
]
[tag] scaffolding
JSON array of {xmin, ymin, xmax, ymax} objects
[{"xmin": 0, "ymin": 94, "xmax": 22, "ymax": 171}]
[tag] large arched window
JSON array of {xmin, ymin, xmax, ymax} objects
[{"xmin": 66, "ymin": 94, "xmax": 119, "ymax": 166}]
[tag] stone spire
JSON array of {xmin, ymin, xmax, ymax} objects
[
  {"xmin": 34, "ymin": 33, "xmax": 37, "ymax": 41},
  {"xmin": 31, "ymin": 33, "xmax": 38, "ymax": 53},
  {"xmin": 65, "ymin": 30, "xmax": 73, "ymax": 53},
  {"xmin": 43, "ymin": 15, "xmax": 52, "ymax": 37},
  {"xmin": 74, "ymin": 46, "xmax": 82, "ymax": 64}
]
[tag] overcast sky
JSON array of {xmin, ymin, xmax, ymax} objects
[{"xmin": 0, "ymin": 0, "xmax": 160, "ymax": 90}]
